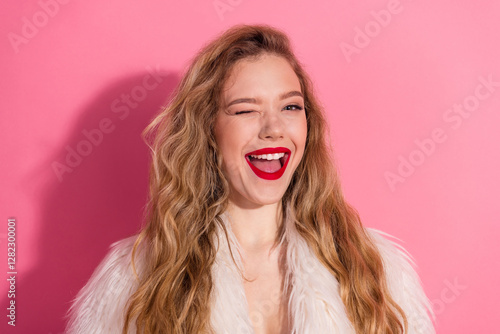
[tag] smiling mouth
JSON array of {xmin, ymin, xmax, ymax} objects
[{"xmin": 245, "ymin": 147, "xmax": 291, "ymax": 180}]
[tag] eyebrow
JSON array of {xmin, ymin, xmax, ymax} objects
[{"xmin": 226, "ymin": 90, "xmax": 303, "ymax": 108}]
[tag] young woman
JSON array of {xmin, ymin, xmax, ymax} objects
[{"xmin": 66, "ymin": 24, "xmax": 435, "ymax": 334}]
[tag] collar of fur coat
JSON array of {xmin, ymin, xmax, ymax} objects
[{"xmin": 66, "ymin": 212, "xmax": 435, "ymax": 334}]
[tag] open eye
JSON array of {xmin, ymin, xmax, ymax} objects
[{"xmin": 283, "ymin": 104, "xmax": 304, "ymax": 111}]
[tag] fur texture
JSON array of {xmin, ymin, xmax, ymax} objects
[{"xmin": 66, "ymin": 213, "xmax": 435, "ymax": 333}]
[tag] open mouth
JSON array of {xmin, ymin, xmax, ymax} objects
[{"xmin": 245, "ymin": 147, "xmax": 291, "ymax": 180}]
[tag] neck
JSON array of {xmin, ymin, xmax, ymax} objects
[{"xmin": 225, "ymin": 200, "xmax": 282, "ymax": 254}]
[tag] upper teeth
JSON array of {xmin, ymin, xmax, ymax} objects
[{"xmin": 249, "ymin": 153, "xmax": 285, "ymax": 160}]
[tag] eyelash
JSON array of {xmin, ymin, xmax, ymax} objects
[{"xmin": 235, "ymin": 104, "xmax": 304, "ymax": 115}]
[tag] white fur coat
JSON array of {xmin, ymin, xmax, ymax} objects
[{"xmin": 66, "ymin": 213, "xmax": 435, "ymax": 333}]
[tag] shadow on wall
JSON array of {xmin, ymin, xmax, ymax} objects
[{"xmin": 5, "ymin": 71, "xmax": 179, "ymax": 333}]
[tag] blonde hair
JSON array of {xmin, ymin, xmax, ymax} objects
[{"xmin": 124, "ymin": 24, "xmax": 407, "ymax": 334}]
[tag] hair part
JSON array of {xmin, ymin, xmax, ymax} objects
[{"xmin": 123, "ymin": 24, "xmax": 407, "ymax": 334}]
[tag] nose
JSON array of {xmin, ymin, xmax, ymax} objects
[{"xmin": 259, "ymin": 111, "xmax": 284, "ymax": 140}]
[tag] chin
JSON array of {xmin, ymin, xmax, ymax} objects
[
  {"xmin": 228, "ymin": 179, "xmax": 291, "ymax": 207},
  {"xmin": 249, "ymin": 192, "xmax": 285, "ymax": 206}
]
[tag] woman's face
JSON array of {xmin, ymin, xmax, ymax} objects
[{"xmin": 214, "ymin": 54, "xmax": 308, "ymax": 208}]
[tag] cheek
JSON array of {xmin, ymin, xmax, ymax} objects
[
  {"xmin": 215, "ymin": 126, "xmax": 246, "ymax": 171},
  {"xmin": 293, "ymin": 116, "xmax": 308, "ymax": 152},
  {"xmin": 301, "ymin": 122, "xmax": 308, "ymax": 147},
  {"xmin": 220, "ymin": 142, "xmax": 239, "ymax": 168},
  {"xmin": 216, "ymin": 120, "xmax": 255, "ymax": 156}
]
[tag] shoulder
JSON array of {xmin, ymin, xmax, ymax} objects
[
  {"xmin": 65, "ymin": 235, "xmax": 143, "ymax": 334},
  {"xmin": 366, "ymin": 228, "xmax": 436, "ymax": 334}
]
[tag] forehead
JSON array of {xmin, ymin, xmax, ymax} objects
[{"xmin": 221, "ymin": 54, "xmax": 302, "ymax": 99}]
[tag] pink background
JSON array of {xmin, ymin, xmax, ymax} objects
[{"xmin": 1, "ymin": 0, "xmax": 499, "ymax": 333}]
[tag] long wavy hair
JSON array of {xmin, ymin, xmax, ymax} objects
[{"xmin": 123, "ymin": 24, "xmax": 408, "ymax": 334}]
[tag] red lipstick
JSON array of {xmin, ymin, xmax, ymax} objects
[{"xmin": 245, "ymin": 147, "xmax": 291, "ymax": 180}]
